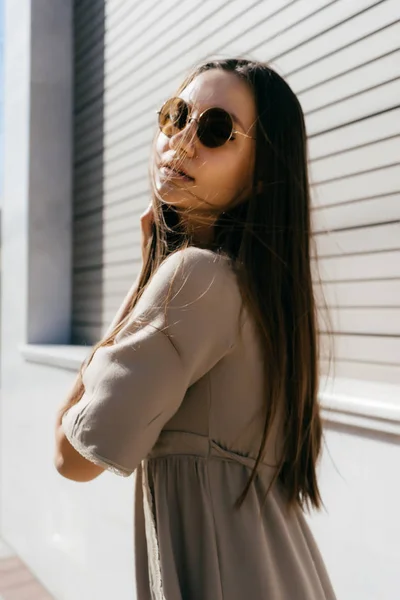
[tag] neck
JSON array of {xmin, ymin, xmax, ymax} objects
[{"xmin": 179, "ymin": 211, "xmax": 216, "ymax": 248}]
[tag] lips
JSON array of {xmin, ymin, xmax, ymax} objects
[{"xmin": 160, "ymin": 163, "xmax": 194, "ymax": 182}]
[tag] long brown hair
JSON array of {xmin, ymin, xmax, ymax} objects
[{"xmin": 62, "ymin": 58, "xmax": 329, "ymax": 511}]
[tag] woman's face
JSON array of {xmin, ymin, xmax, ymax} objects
[{"xmin": 154, "ymin": 69, "xmax": 257, "ymax": 216}]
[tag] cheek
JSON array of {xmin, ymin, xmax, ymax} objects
[
  {"xmin": 210, "ymin": 151, "xmax": 254, "ymax": 196},
  {"xmin": 232, "ymin": 151, "xmax": 255, "ymax": 199}
]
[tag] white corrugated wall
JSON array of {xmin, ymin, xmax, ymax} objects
[{"xmin": 72, "ymin": 0, "xmax": 400, "ymax": 387}]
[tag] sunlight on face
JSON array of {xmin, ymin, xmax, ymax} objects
[{"xmin": 154, "ymin": 69, "xmax": 257, "ymax": 217}]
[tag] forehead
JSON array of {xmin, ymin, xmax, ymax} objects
[{"xmin": 179, "ymin": 69, "xmax": 256, "ymax": 127}]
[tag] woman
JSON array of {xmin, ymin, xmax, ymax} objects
[{"xmin": 55, "ymin": 59, "xmax": 336, "ymax": 599}]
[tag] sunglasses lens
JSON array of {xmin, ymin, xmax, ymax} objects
[
  {"xmin": 159, "ymin": 98, "xmax": 189, "ymax": 137},
  {"xmin": 198, "ymin": 108, "xmax": 233, "ymax": 148}
]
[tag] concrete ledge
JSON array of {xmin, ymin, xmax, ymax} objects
[
  {"xmin": 320, "ymin": 376, "xmax": 400, "ymax": 437},
  {"xmin": 20, "ymin": 344, "xmax": 400, "ymax": 436},
  {"xmin": 20, "ymin": 343, "xmax": 91, "ymax": 371}
]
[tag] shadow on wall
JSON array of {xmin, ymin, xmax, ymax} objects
[{"xmin": 71, "ymin": 0, "xmax": 105, "ymax": 346}]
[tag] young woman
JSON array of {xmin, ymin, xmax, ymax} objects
[{"xmin": 55, "ymin": 59, "xmax": 336, "ymax": 599}]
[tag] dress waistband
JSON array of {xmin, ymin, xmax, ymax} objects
[{"xmin": 148, "ymin": 430, "xmax": 277, "ymax": 476}]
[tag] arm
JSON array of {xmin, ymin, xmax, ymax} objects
[
  {"xmin": 54, "ymin": 378, "xmax": 105, "ymax": 481},
  {"xmin": 56, "ymin": 248, "xmax": 241, "ymax": 481},
  {"xmin": 54, "ymin": 273, "xmax": 142, "ymax": 481}
]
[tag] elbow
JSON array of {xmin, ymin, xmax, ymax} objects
[
  {"xmin": 54, "ymin": 456, "xmax": 76, "ymax": 481},
  {"xmin": 54, "ymin": 428, "xmax": 105, "ymax": 482},
  {"xmin": 53, "ymin": 454, "xmax": 74, "ymax": 481},
  {"xmin": 54, "ymin": 454, "xmax": 77, "ymax": 481},
  {"xmin": 54, "ymin": 454, "xmax": 103, "ymax": 482}
]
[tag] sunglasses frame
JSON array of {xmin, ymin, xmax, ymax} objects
[{"xmin": 157, "ymin": 97, "xmax": 256, "ymax": 148}]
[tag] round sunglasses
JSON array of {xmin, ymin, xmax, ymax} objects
[{"xmin": 157, "ymin": 97, "xmax": 256, "ymax": 149}]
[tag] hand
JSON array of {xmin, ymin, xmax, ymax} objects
[{"xmin": 140, "ymin": 204, "xmax": 155, "ymax": 262}]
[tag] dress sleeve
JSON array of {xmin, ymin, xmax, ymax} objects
[{"xmin": 61, "ymin": 247, "xmax": 242, "ymax": 477}]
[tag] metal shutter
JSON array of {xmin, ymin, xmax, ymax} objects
[{"xmin": 72, "ymin": 0, "xmax": 400, "ymax": 385}]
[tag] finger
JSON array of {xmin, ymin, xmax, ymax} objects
[
  {"xmin": 141, "ymin": 208, "xmax": 155, "ymax": 243},
  {"xmin": 141, "ymin": 203, "xmax": 154, "ymax": 219},
  {"xmin": 141, "ymin": 207, "xmax": 154, "ymax": 226},
  {"xmin": 141, "ymin": 211, "xmax": 154, "ymax": 229}
]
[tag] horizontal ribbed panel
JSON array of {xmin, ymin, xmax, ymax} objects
[{"xmin": 72, "ymin": 0, "xmax": 400, "ymax": 386}]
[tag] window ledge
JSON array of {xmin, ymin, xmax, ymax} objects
[
  {"xmin": 20, "ymin": 344, "xmax": 400, "ymax": 436},
  {"xmin": 20, "ymin": 343, "xmax": 91, "ymax": 371},
  {"xmin": 320, "ymin": 376, "xmax": 400, "ymax": 437}
]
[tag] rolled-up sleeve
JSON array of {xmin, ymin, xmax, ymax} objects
[{"xmin": 61, "ymin": 247, "xmax": 242, "ymax": 476}]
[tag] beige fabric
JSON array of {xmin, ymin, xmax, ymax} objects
[{"xmin": 62, "ymin": 247, "xmax": 336, "ymax": 600}]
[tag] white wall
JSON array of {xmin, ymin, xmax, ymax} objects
[
  {"xmin": 1, "ymin": 362, "xmax": 135, "ymax": 600},
  {"xmin": 311, "ymin": 425, "xmax": 400, "ymax": 600}
]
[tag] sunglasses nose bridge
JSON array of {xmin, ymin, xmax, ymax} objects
[
  {"xmin": 184, "ymin": 116, "xmax": 200, "ymax": 140},
  {"xmin": 169, "ymin": 116, "xmax": 197, "ymax": 156}
]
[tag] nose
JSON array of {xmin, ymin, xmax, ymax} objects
[{"xmin": 169, "ymin": 119, "xmax": 197, "ymax": 158}]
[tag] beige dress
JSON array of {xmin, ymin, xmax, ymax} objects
[{"xmin": 62, "ymin": 246, "xmax": 337, "ymax": 600}]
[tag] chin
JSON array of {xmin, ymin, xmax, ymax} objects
[
  {"xmin": 156, "ymin": 186, "xmax": 197, "ymax": 211},
  {"xmin": 157, "ymin": 191, "xmax": 190, "ymax": 209}
]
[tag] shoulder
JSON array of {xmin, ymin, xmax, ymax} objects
[
  {"xmin": 161, "ymin": 246, "xmax": 229, "ymax": 271},
  {"xmin": 118, "ymin": 247, "xmax": 245, "ymax": 355},
  {"xmin": 157, "ymin": 246, "xmax": 238, "ymax": 297},
  {"xmin": 160, "ymin": 246, "xmax": 229, "ymax": 270},
  {"xmin": 136, "ymin": 246, "xmax": 242, "ymax": 320}
]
